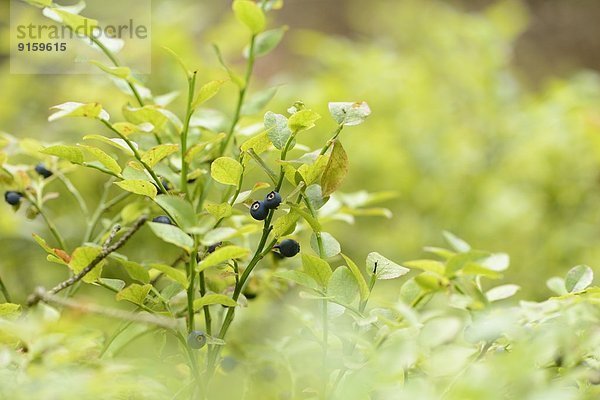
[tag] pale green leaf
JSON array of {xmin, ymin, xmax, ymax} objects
[
  {"xmin": 232, "ymin": 0, "xmax": 266, "ymax": 34},
  {"xmin": 197, "ymin": 245, "xmax": 250, "ymax": 273},
  {"xmin": 141, "ymin": 144, "xmax": 179, "ymax": 167},
  {"xmin": 328, "ymin": 101, "xmax": 371, "ymax": 126},
  {"xmin": 41, "ymin": 145, "xmax": 84, "ymax": 164},
  {"xmin": 264, "ymin": 111, "xmax": 291, "ymax": 150},
  {"xmin": 148, "ymin": 222, "xmax": 194, "ymax": 252},
  {"xmin": 49, "ymin": 102, "xmax": 109, "ymax": 122},
  {"xmin": 116, "ymin": 283, "xmax": 152, "ymax": 306},
  {"xmin": 288, "ymin": 109, "xmax": 321, "ymax": 132},
  {"xmin": 192, "ymin": 80, "xmax": 227, "ymax": 109},
  {"xmin": 155, "ymin": 194, "xmax": 198, "ymax": 230},
  {"xmin": 211, "ymin": 157, "xmax": 243, "ymax": 186},
  {"xmin": 310, "ymin": 232, "xmax": 340, "ymax": 258},
  {"xmin": 78, "ymin": 145, "xmax": 122, "ymax": 174},
  {"xmin": 114, "ymin": 179, "xmax": 157, "ymax": 199},
  {"xmin": 341, "ymin": 253, "xmax": 369, "ymax": 301},
  {"xmin": 302, "ymin": 253, "xmax": 332, "ymax": 288},
  {"xmin": 69, "ymin": 246, "xmax": 105, "ymax": 283},
  {"xmin": 328, "ymin": 266, "xmax": 359, "ymax": 305},
  {"xmin": 367, "ymin": 252, "xmax": 409, "ymax": 280},
  {"xmin": 193, "ymin": 294, "xmax": 237, "ymax": 310},
  {"xmin": 565, "ymin": 265, "xmax": 594, "ymax": 293},
  {"xmin": 149, "ymin": 263, "xmax": 188, "ymax": 287}
]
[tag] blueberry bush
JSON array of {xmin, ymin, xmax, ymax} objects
[{"xmin": 1, "ymin": 1, "xmax": 600, "ymax": 399}]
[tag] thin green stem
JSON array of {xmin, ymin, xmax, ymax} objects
[
  {"xmin": 199, "ymin": 270, "xmax": 212, "ymax": 335},
  {"xmin": 0, "ymin": 275, "xmax": 11, "ymax": 303},
  {"xmin": 55, "ymin": 172, "xmax": 89, "ymax": 216},
  {"xmin": 88, "ymin": 36, "xmax": 144, "ymax": 107},
  {"xmin": 101, "ymin": 119, "xmax": 168, "ymax": 194},
  {"xmin": 26, "ymin": 193, "xmax": 67, "ymax": 250},
  {"xmin": 187, "ymin": 239, "xmax": 199, "ymax": 333},
  {"xmin": 85, "ymin": 189, "xmax": 131, "ymax": 243},
  {"xmin": 319, "ymin": 124, "xmax": 344, "ymax": 156},
  {"xmin": 180, "ymin": 71, "xmax": 198, "ymax": 198},
  {"xmin": 219, "ymin": 35, "xmax": 257, "ymax": 156}
]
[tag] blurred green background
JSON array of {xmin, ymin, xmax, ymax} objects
[{"xmin": 1, "ymin": 0, "xmax": 600, "ymax": 300}]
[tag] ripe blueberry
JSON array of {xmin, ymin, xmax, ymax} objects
[
  {"xmin": 161, "ymin": 178, "xmax": 171, "ymax": 191},
  {"xmin": 250, "ymin": 200, "xmax": 268, "ymax": 220},
  {"xmin": 152, "ymin": 215, "xmax": 172, "ymax": 225},
  {"xmin": 263, "ymin": 191, "xmax": 282, "ymax": 209},
  {"xmin": 4, "ymin": 191, "xmax": 23, "ymax": 206},
  {"xmin": 187, "ymin": 330, "xmax": 207, "ymax": 349},
  {"xmin": 34, "ymin": 163, "xmax": 53, "ymax": 179},
  {"xmin": 276, "ymin": 239, "xmax": 300, "ymax": 257}
]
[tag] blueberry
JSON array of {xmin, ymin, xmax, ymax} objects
[
  {"xmin": 220, "ymin": 356, "xmax": 237, "ymax": 372},
  {"xmin": 152, "ymin": 215, "xmax": 172, "ymax": 225},
  {"xmin": 4, "ymin": 191, "xmax": 23, "ymax": 206},
  {"xmin": 34, "ymin": 163, "xmax": 53, "ymax": 179},
  {"xmin": 161, "ymin": 178, "xmax": 171, "ymax": 191},
  {"xmin": 263, "ymin": 191, "xmax": 282, "ymax": 209},
  {"xmin": 207, "ymin": 242, "xmax": 222, "ymax": 253},
  {"xmin": 276, "ymin": 239, "xmax": 300, "ymax": 258},
  {"xmin": 250, "ymin": 200, "xmax": 269, "ymax": 220},
  {"xmin": 187, "ymin": 330, "xmax": 207, "ymax": 349}
]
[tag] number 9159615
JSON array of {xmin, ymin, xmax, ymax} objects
[{"xmin": 17, "ymin": 42, "xmax": 67, "ymax": 52}]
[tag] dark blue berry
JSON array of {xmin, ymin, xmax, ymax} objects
[
  {"xmin": 187, "ymin": 330, "xmax": 207, "ymax": 349},
  {"xmin": 161, "ymin": 179, "xmax": 171, "ymax": 191},
  {"xmin": 4, "ymin": 191, "xmax": 23, "ymax": 206},
  {"xmin": 207, "ymin": 242, "xmax": 222, "ymax": 253},
  {"xmin": 276, "ymin": 239, "xmax": 300, "ymax": 257},
  {"xmin": 152, "ymin": 215, "xmax": 172, "ymax": 225},
  {"xmin": 221, "ymin": 356, "xmax": 237, "ymax": 372},
  {"xmin": 263, "ymin": 191, "xmax": 282, "ymax": 209},
  {"xmin": 34, "ymin": 163, "xmax": 53, "ymax": 179},
  {"xmin": 250, "ymin": 200, "xmax": 269, "ymax": 220}
]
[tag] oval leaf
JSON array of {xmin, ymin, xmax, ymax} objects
[
  {"xmin": 148, "ymin": 221, "xmax": 194, "ymax": 252},
  {"xmin": 565, "ymin": 265, "xmax": 594, "ymax": 293},
  {"xmin": 115, "ymin": 179, "xmax": 157, "ymax": 199},
  {"xmin": 193, "ymin": 294, "xmax": 237, "ymax": 311},
  {"xmin": 211, "ymin": 157, "xmax": 243, "ymax": 186}
]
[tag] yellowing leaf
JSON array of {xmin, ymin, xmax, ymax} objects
[
  {"xmin": 198, "ymin": 245, "xmax": 250, "ymax": 272},
  {"xmin": 79, "ymin": 145, "xmax": 122, "ymax": 174},
  {"xmin": 193, "ymin": 294, "xmax": 237, "ymax": 311},
  {"xmin": 41, "ymin": 145, "xmax": 84, "ymax": 164},
  {"xmin": 211, "ymin": 157, "xmax": 243, "ymax": 186},
  {"xmin": 141, "ymin": 144, "xmax": 179, "ymax": 167},
  {"xmin": 321, "ymin": 140, "xmax": 348, "ymax": 197},
  {"xmin": 115, "ymin": 179, "xmax": 157, "ymax": 198},
  {"xmin": 232, "ymin": 0, "xmax": 266, "ymax": 34},
  {"xmin": 116, "ymin": 283, "xmax": 152, "ymax": 306},
  {"xmin": 69, "ymin": 246, "xmax": 105, "ymax": 283},
  {"xmin": 192, "ymin": 80, "xmax": 227, "ymax": 109}
]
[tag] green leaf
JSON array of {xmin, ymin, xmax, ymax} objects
[
  {"xmin": 112, "ymin": 254, "xmax": 150, "ymax": 283},
  {"xmin": 122, "ymin": 105, "xmax": 170, "ymax": 130},
  {"xmin": 288, "ymin": 109, "xmax": 321, "ymax": 132},
  {"xmin": 241, "ymin": 86, "xmax": 278, "ymax": 115},
  {"xmin": 193, "ymin": 294, "xmax": 237, "ymax": 310},
  {"xmin": 148, "ymin": 263, "xmax": 188, "ymax": 287},
  {"xmin": 340, "ymin": 254, "xmax": 369, "ymax": 302},
  {"xmin": 41, "ymin": 145, "xmax": 84, "ymax": 164},
  {"xmin": 99, "ymin": 278, "xmax": 126, "ymax": 292},
  {"xmin": 90, "ymin": 60, "xmax": 131, "ymax": 79},
  {"xmin": 460, "ymin": 263, "xmax": 503, "ymax": 279},
  {"xmin": 302, "ymin": 253, "xmax": 332, "ymax": 288},
  {"xmin": 204, "ymin": 202, "xmax": 233, "ymax": 220},
  {"xmin": 404, "ymin": 259, "xmax": 445, "ymax": 275},
  {"xmin": 114, "ymin": 179, "xmax": 157, "ymax": 199},
  {"xmin": 53, "ymin": 9, "xmax": 98, "ymax": 36},
  {"xmin": 69, "ymin": 247, "xmax": 105, "ymax": 283},
  {"xmin": 310, "ymin": 232, "xmax": 340, "ymax": 258},
  {"xmin": 248, "ymin": 26, "xmax": 288, "ymax": 58},
  {"xmin": 328, "ymin": 266, "xmax": 359, "ymax": 305},
  {"xmin": 565, "ymin": 265, "xmax": 594, "ymax": 293},
  {"xmin": 298, "ymin": 156, "xmax": 328, "ymax": 185},
  {"xmin": 0, "ymin": 303, "xmax": 21, "ymax": 317},
  {"xmin": 48, "ymin": 102, "xmax": 109, "ymax": 122},
  {"xmin": 232, "ymin": 0, "xmax": 266, "ymax": 34},
  {"xmin": 141, "ymin": 144, "xmax": 179, "ymax": 167},
  {"xmin": 148, "ymin": 222, "xmax": 194, "ymax": 252},
  {"xmin": 83, "ymin": 134, "xmax": 136, "ymax": 156},
  {"xmin": 192, "ymin": 80, "xmax": 227, "ymax": 109},
  {"xmin": 546, "ymin": 277, "xmax": 567, "ymax": 296},
  {"xmin": 446, "ymin": 251, "xmax": 490, "ymax": 274},
  {"xmin": 328, "ymin": 101, "xmax": 371, "ymax": 126},
  {"xmin": 78, "ymin": 145, "xmax": 122, "ymax": 174},
  {"xmin": 415, "ymin": 271, "xmax": 448, "ymax": 291},
  {"xmin": 162, "ymin": 46, "xmax": 191, "ymax": 77},
  {"xmin": 321, "ymin": 140, "xmax": 348, "ymax": 197},
  {"xmin": 264, "ymin": 111, "xmax": 292, "ymax": 150},
  {"xmin": 116, "ymin": 283, "xmax": 152, "ymax": 306},
  {"xmin": 443, "ymin": 231, "xmax": 471, "ymax": 253},
  {"xmin": 197, "ymin": 245, "xmax": 250, "ymax": 273},
  {"xmin": 366, "ymin": 252, "xmax": 409, "ymax": 280},
  {"xmin": 486, "ymin": 284, "xmax": 520, "ymax": 302},
  {"xmin": 155, "ymin": 195, "xmax": 198, "ymax": 231},
  {"xmin": 241, "ymin": 131, "xmax": 272, "ymax": 156},
  {"xmin": 211, "ymin": 157, "xmax": 243, "ymax": 186},
  {"xmin": 288, "ymin": 204, "xmax": 322, "ymax": 232},
  {"xmin": 272, "ymin": 211, "xmax": 299, "ymax": 238},
  {"xmin": 273, "ymin": 270, "xmax": 319, "ymax": 290},
  {"xmin": 32, "ymin": 233, "xmax": 54, "ymax": 254}
]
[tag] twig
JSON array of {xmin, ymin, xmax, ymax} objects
[
  {"xmin": 31, "ymin": 288, "xmax": 176, "ymax": 330},
  {"xmin": 27, "ymin": 215, "xmax": 148, "ymax": 306}
]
